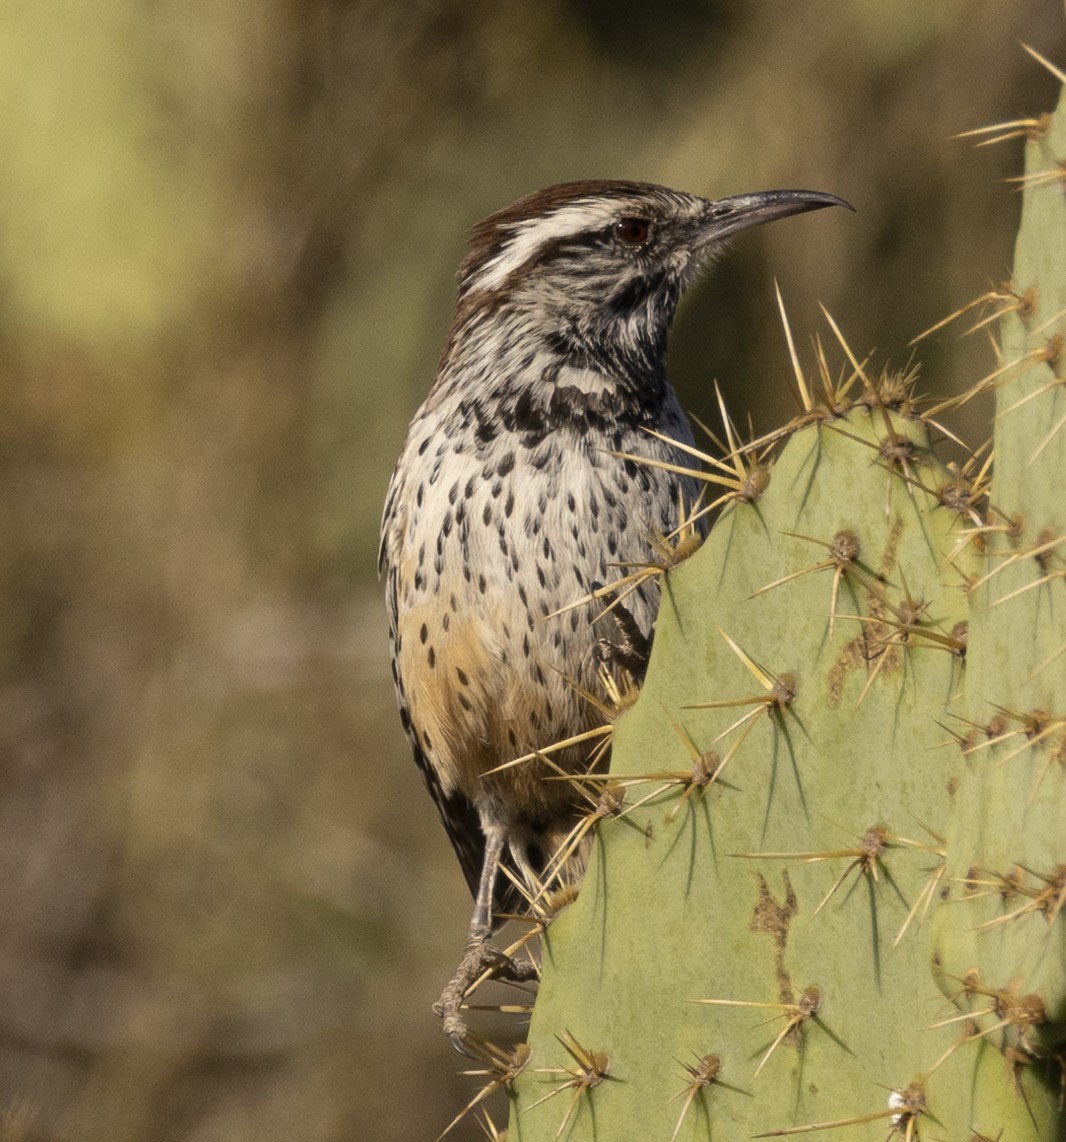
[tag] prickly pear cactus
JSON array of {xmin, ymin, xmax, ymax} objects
[
  {"xmin": 929, "ymin": 62, "xmax": 1066, "ymax": 1124},
  {"xmin": 503, "ymin": 72, "xmax": 1066, "ymax": 1142}
]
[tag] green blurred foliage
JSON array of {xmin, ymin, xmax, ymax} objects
[{"xmin": 0, "ymin": 1, "xmax": 1063, "ymax": 1139}]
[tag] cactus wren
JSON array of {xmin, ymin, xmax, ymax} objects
[{"xmin": 379, "ymin": 180, "xmax": 849, "ymax": 1048}]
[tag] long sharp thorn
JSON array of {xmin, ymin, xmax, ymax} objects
[{"xmin": 1021, "ymin": 41, "xmax": 1066, "ymax": 85}]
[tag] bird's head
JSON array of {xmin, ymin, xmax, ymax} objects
[{"xmin": 454, "ymin": 180, "xmax": 851, "ymax": 376}]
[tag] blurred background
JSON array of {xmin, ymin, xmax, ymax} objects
[{"xmin": 0, "ymin": 1, "xmax": 1064, "ymax": 1139}]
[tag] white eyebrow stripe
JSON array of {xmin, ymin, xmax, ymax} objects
[{"xmin": 471, "ymin": 201, "xmax": 622, "ymax": 292}]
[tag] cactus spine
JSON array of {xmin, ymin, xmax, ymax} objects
[{"xmin": 493, "ymin": 67, "xmax": 1066, "ymax": 1142}]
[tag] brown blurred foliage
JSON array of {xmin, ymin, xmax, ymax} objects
[{"xmin": 0, "ymin": 2, "xmax": 1063, "ymax": 1139}]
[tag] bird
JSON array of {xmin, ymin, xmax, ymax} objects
[{"xmin": 378, "ymin": 179, "xmax": 850, "ymax": 1050}]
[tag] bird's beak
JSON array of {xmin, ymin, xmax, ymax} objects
[{"xmin": 692, "ymin": 189, "xmax": 854, "ymax": 250}]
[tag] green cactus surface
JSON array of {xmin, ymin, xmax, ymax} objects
[
  {"xmin": 502, "ymin": 74, "xmax": 1066, "ymax": 1142},
  {"xmin": 930, "ymin": 72, "xmax": 1066, "ymax": 1092}
]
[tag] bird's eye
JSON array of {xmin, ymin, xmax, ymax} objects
[{"xmin": 614, "ymin": 217, "xmax": 651, "ymax": 246}]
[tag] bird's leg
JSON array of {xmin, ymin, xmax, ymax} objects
[
  {"xmin": 590, "ymin": 582, "xmax": 652, "ymax": 679},
  {"xmin": 433, "ymin": 824, "xmax": 538, "ymax": 1054}
]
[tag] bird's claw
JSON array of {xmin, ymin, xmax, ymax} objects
[
  {"xmin": 588, "ymin": 581, "xmax": 651, "ymax": 679},
  {"xmin": 433, "ymin": 937, "xmax": 537, "ymax": 1055}
]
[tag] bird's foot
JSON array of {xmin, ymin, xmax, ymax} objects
[
  {"xmin": 589, "ymin": 583, "xmax": 651, "ymax": 679},
  {"xmin": 433, "ymin": 936, "xmax": 538, "ymax": 1055}
]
